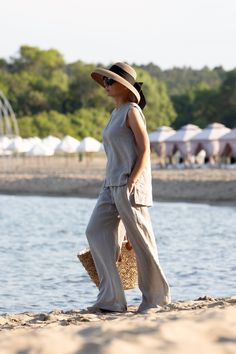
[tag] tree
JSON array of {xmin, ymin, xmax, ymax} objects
[
  {"xmin": 134, "ymin": 67, "xmax": 177, "ymax": 131},
  {"xmin": 69, "ymin": 108, "xmax": 110, "ymax": 140},
  {"xmin": 216, "ymin": 70, "xmax": 236, "ymax": 127},
  {"xmin": 1, "ymin": 45, "xmax": 235, "ymax": 138},
  {"xmin": 65, "ymin": 61, "xmax": 113, "ymax": 112},
  {"xmin": 6, "ymin": 46, "xmax": 69, "ymax": 115}
]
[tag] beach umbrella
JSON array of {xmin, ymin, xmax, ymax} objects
[
  {"xmin": 55, "ymin": 135, "xmax": 80, "ymax": 153},
  {"xmin": 0, "ymin": 136, "xmax": 12, "ymax": 155},
  {"xmin": 149, "ymin": 126, "xmax": 176, "ymax": 143},
  {"xmin": 26, "ymin": 141, "xmax": 54, "ymax": 156},
  {"xmin": 99, "ymin": 143, "xmax": 105, "ymax": 152},
  {"xmin": 191, "ymin": 123, "xmax": 230, "ymax": 158},
  {"xmin": 23, "ymin": 137, "xmax": 43, "ymax": 152},
  {"xmin": 149, "ymin": 126, "xmax": 176, "ymax": 162},
  {"xmin": 77, "ymin": 137, "xmax": 102, "ymax": 152},
  {"xmin": 165, "ymin": 124, "xmax": 201, "ymax": 158},
  {"xmin": 0, "ymin": 136, "xmax": 11, "ymax": 149},
  {"xmin": 42, "ymin": 135, "xmax": 61, "ymax": 150},
  {"xmin": 5, "ymin": 136, "xmax": 33, "ymax": 153},
  {"xmin": 26, "ymin": 137, "xmax": 42, "ymax": 145},
  {"xmin": 219, "ymin": 128, "xmax": 236, "ymax": 158}
]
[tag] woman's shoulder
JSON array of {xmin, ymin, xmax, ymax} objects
[
  {"xmin": 128, "ymin": 102, "xmax": 144, "ymax": 114},
  {"xmin": 127, "ymin": 102, "xmax": 146, "ymax": 123}
]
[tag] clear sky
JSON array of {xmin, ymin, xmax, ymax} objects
[{"xmin": 1, "ymin": 0, "xmax": 236, "ymax": 69}]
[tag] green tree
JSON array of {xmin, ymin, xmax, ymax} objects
[
  {"xmin": 216, "ymin": 70, "xmax": 236, "ymax": 127},
  {"xmin": 7, "ymin": 46, "xmax": 69, "ymax": 115},
  {"xmin": 134, "ymin": 67, "xmax": 177, "ymax": 131},
  {"xmin": 65, "ymin": 61, "xmax": 113, "ymax": 112},
  {"xmin": 17, "ymin": 116, "xmax": 39, "ymax": 137},
  {"xmin": 69, "ymin": 107, "xmax": 110, "ymax": 140}
]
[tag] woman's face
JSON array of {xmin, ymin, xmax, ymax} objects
[{"xmin": 103, "ymin": 77, "xmax": 129, "ymax": 100}]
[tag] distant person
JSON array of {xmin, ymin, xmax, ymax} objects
[{"xmin": 85, "ymin": 62, "xmax": 171, "ymax": 313}]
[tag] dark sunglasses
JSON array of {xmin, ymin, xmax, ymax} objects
[{"xmin": 103, "ymin": 76, "xmax": 116, "ymax": 86}]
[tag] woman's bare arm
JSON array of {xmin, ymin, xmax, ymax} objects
[{"xmin": 126, "ymin": 107, "xmax": 150, "ymax": 193}]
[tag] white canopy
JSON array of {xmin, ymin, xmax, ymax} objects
[
  {"xmin": 149, "ymin": 126, "xmax": 176, "ymax": 143},
  {"xmin": 26, "ymin": 141, "xmax": 54, "ymax": 156},
  {"xmin": 55, "ymin": 135, "xmax": 80, "ymax": 153},
  {"xmin": 191, "ymin": 122, "xmax": 231, "ymax": 157},
  {"xmin": 26, "ymin": 137, "xmax": 42, "ymax": 145},
  {"xmin": 165, "ymin": 124, "xmax": 201, "ymax": 158},
  {"xmin": 219, "ymin": 128, "xmax": 236, "ymax": 141},
  {"xmin": 0, "ymin": 136, "xmax": 11, "ymax": 150},
  {"xmin": 77, "ymin": 137, "xmax": 102, "ymax": 152},
  {"xmin": 5, "ymin": 136, "xmax": 33, "ymax": 153},
  {"xmin": 42, "ymin": 135, "xmax": 61, "ymax": 149},
  {"xmin": 166, "ymin": 124, "xmax": 201, "ymax": 143},
  {"xmin": 219, "ymin": 128, "xmax": 236, "ymax": 157},
  {"xmin": 191, "ymin": 123, "xmax": 230, "ymax": 141}
]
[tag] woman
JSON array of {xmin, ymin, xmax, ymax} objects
[{"xmin": 85, "ymin": 62, "xmax": 171, "ymax": 313}]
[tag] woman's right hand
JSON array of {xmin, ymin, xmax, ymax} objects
[
  {"xmin": 125, "ymin": 239, "xmax": 133, "ymax": 250},
  {"xmin": 127, "ymin": 177, "xmax": 136, "ymax": 194}
]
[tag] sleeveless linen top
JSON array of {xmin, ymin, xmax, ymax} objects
[{"xmin": 102, "ymin": 102, "xmax": 153, "ymax": 207}]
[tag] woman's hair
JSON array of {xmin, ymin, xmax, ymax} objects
[{"xmin": 127, "ymin": 90, "xmax": 137, "ymax": 103}]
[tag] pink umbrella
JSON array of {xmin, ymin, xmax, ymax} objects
[
  {"xmin": 149, "ymin": 126, "xmax": 176, "ymax": 157},
  {"xmin": 149, "ymin": 126, "xmax": 176, "ymax": 143},
  {"xmin": 191, "ymin": 123, "xmax": 230, "ymax": 158},
  {"xmin": 219, "ymin": 128, "xmax": 236, "ymax": 158},
  {"xmin": 165, "ymin": 124, "xmax": 201, "ymax": 159}
]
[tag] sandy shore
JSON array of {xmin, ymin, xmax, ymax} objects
[
  {"xmin": 0, "ymin": 156, "xmax": 236, "ymax": 203},
  {"xmin": 1, "ymin": 296, "xmax": 235, "ymax": 354}
]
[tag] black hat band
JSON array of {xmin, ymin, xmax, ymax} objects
[{"xmin": 109, "ymin": 65, "xmax": 135, "ymax": 85}]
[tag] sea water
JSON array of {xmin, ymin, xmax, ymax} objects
[{"xmin": 0, "ymin": 195, "xmax": 235, "ymax": 314}]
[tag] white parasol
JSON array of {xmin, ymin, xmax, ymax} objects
[
  {"xmin": 77, "ymin": 137, "xmax": 102, "ymax": 152},
  {"xmin": 191, "ymin": 123, "xmax": 230, "ymax": 157},
  {"xmin": 165, "ymin": 124, "xmax": 201, "ymax": 158},
  {"xmin": 149, "ymin": 126, "xmax": 176, "ymax": 143},
  {"xmin": 42, "ymin": 135, "xmax": 61, "ymax": 150},
  {"xmin": 219, "ymin": 128, "xmax": 236, "ymax": 158},
  {"xmin": 26, "ymin": 141, "xmax": 54, "ymax": 156},
  {"xmin": 55, "ymin": 135, "xmax": 80, "ymax": 153}
]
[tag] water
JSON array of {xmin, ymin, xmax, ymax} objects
[{"xmin": 0, "ymin": 195, "xmax": 235, "ymax": 314}]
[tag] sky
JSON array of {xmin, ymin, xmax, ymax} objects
[{"xmin": 1, "ymin": 0, "xmax": 236, "ymax": 69}]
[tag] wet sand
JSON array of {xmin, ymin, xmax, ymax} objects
[
  {"xmin": 0, "ymin": 156, "xmax": 236, "ymax": 204},
  {"xmin": 1, "ymin": 296, "xmax": 235, "ymax": 354}
]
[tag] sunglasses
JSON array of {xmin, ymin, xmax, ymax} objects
[{"xmin": 103, "ymin": 76, "xmax": 116, "ymax": 86}]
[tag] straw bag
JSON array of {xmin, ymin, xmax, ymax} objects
[{"xmin": 77, "ymin": 241, "xmax": 138, "ymax": 290}]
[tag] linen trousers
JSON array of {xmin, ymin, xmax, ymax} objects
[{"xmin": 85, "ymin": 184, "xmax": 171, "ymax": 312}]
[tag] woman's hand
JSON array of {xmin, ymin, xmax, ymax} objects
[{"xmin": 127, "ymin": 177, "xmax": 136, "ymax": 194}]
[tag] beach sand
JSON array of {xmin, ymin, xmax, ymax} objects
[
  {"xmin": 1, "ymin": 296, "xmax": 235, "ymax": 354},
  {"xmin": 0, "ymin": 156, "xmax": 236, "ymax": 204},
  {"xmin": 1, "ymin": 157, "xmax": 235, "ymax": 352}
]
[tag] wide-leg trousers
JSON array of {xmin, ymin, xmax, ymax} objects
[{"xmin": 85, "ymin": 184, "xmax": 171, "ymax": 312}]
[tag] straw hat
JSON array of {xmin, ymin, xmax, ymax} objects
[
  {"xmin": 77, "ymin": 241, "xmax": 138, "ymax": 290},
  {"xmin": 91, "ymin": 62, "xmax": 146, "ymax": 109}
]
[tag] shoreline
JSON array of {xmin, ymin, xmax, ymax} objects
[
  {"xmin": 0, "ymin": 190, "xmax": 236, "ymax": 207},
  {"xmin": 1, "ymin": 296, "xmax": 236, "ymax": 354},
  {"xmin": 0, "ymin": 171, "xmax": 236, "ymax": 206},
  {"xmin": 1, "ymin": 157, "xmax": 236, "ymax": 205}
]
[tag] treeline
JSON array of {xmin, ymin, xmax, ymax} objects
[{"xmin": 0, "ymin": 46, "xmax": 235, "ymax": 140}]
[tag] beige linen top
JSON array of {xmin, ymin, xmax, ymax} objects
[{"xmin": 102, "ymin": 102, "xmax": 153, "ymax": 207}]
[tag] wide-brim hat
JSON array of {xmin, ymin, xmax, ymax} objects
[{"xmin": 91, "ymin": 62, "xmax": 146, "ymax": 109}]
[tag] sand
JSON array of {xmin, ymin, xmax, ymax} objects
[
  {"xmin": 0, "ymin": 156, "xmax": 236, "ymax": 204},
  {"xmin": 1, "ymin": 296, "xmax": 235, "ymax": 354},
  {"xmin": 1, "ymin": 158, "xmax": 235, "ymax": 352}
]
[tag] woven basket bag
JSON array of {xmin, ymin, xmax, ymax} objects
[{"xmin": 77, "ymin": 241, "xmax": 138, "ymax": 290}]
